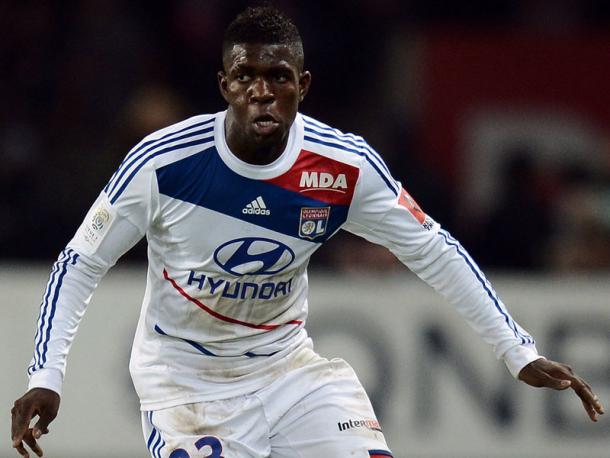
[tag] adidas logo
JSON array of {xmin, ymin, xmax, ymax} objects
[{"xmin": 242, "ymin": 196, "xmax": 271, "ymax": 216}]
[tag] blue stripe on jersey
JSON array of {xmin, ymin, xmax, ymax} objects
[
  {"xmin": 155, "ymin": 325, "xmax": 279, "ymax": 358},
  {"xmin": 368, "ymin": 450, "xmax": 393, "ymax": 457},
  {"xmin": 146, "ymin": 416, "xmax": 157, "ymax": 451},
  {"xmin": 107, "ymin": 126, "xmax": 215, "ymax": 202},
  {"xmin": 146, "ymin": 429, "xmax": 157, "ymax": 453},
  {"xmin": 104, "ymin": 117, "xmax": 215, "ymax": 194},
  {"xmin": 443, "ymin": 230, "xmax": 534, "ymax": 344},
  {"xmin": 29, "ymin": 249, "xmax": 70, "ymax": 374},
  {"xmin": 155, "ymin": 148, "xmax": 349, "ymax": 242},
  {"xmin": 303, "ymin": 134, "xmax": 399, "ymax": 196},
  {"xmin": 109, "ymin": 136, "xmax": 215, "ymax": 204},
  {"xmin": 303, "ymin": 116, "xmax": 394, "ymax": 178},
  {"xmin": 30, "ymin": 249, "xmax": 79, "ymax": 372},
  {"xmin": 244, "ymin": 349, "xmax": 279, "ymax": 357},
  {"xmin": 148, "ymin": 430, "xmax": 159, "ymax": 458},
  {"xmin": 153, "ymin": 433, "xmax": 164, "ymax": 458},
  {"xmin": 147, "ymin": 411, "xmax": 165, "ymax": 458},
  {"xmin": 106, "ymin": 124, "xmax": 214, "ymax": 197},
  {"xmin": 40, "ymin": 250, "xmax": 80, "ymax": 367},
  {"xmin": 154, "ymin": 324, "xmax": 216, "ymax": 356},
  {"xmin": 438, "ymin": 229, "xmax": 533, "ymax": 344}
]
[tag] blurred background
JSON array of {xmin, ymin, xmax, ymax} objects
[
  {"xmin": 1, "ymin": 0, "xmax": 609, "ymax": 457},
  {"xmin": 3, "ymin": 0, "xmax": 610, "ymax": 270}
]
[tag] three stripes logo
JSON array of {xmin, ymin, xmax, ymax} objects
[{"xmin": 242, "ymin": 196, "xmax": 270, "ymax": 216}]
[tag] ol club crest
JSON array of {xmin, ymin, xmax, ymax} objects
[{"xmin": 298, "ymin": 207, "xmax": 330, "ymax": 240}]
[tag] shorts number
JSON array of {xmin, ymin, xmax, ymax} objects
[
  {"xmin": 168, "ymin": 436, "xmax": 224, "ymax": 458},
  {"xmin": 196, "ymin": 437, "xmax": 223, "ymax": 457}
]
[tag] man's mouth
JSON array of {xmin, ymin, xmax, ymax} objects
[{"xmin": 252, "ymin": 114, "xmax": 280, "ymax": 135}]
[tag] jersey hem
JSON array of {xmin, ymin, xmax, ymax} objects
[{"xmin": 134, "ymin": 335, "xmax": 315, "ymax": 411}]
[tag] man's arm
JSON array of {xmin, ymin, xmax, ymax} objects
[
  {"xmin": 343, "ymin": 154, "xmax": 604, "ymax": 421},
  {"xmin": 11, "ymin": 183, "xmax": 152, "ymax": 456}
]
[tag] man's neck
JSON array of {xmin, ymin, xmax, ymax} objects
[{"xmin": 224, "ymin": 115, "xmax": 288, "ymax": 166}]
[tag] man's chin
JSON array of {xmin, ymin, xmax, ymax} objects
[
  {"xmin": 252, "ymin": 120, "xmax": 281, "ymax": 137},
  {"xmin": 251, "ymin": 126, "xmax": 286, "ymax": 145}
]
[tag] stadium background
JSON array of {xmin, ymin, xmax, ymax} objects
[{"xmin": 1, "ymin": 1, "xmax": 609, "ymax": 457}]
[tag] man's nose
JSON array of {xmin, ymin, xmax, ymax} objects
[{"xmin": 248, "ymin": 77, "xmax": 274, "ymax": 103}]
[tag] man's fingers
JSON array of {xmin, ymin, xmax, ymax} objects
[
  {"xmin": 13, "ymin": 427, "xmax": 45, "ymax": 457},
  {"xmin": 11, "ymin": 389, "xmax": 60, "ymax": 457},
  {"xmin": 31, "ymin": 427, "xmax": 49, "ymax": 439},
  {"xmin": 570, "ymin": 377, "xmax": 605, "ymax": 421},
  {"xmin": 11, "ymin": 401, "xmax": 33, "ymax": 444},
  {"xmin": 533, "ymin": 361, "xmax": 575, "ymax": 390},
  {"xmin": 14, "ymin": 440, "xmax": 30, "ymax": 458},
  {"xmin": 532, "ymin": 366, "xmax": 571, "ymax": 390},
  {"xmin": 581, "ymin": 399, "xmax": 598, "ymax": 422},
  {"xmin": 519, "ymin": 360, "xmax": 572, "ymax": 389},
  {"xmin": 33, "ymin": 410, "xmax": 56, "ymax": 439},
  {"xmin": 522, "ymin": 359, "xmax": 605, "ymax": 422},
  {"xmin": 548, "ymin": 377, "xmax": 571, "ymax": 390},
  {"xmin": 579, "ymin": 379, "xmax": 605, "ymax": 414},
  {"xmin": 22, "ymin": 430, "xmax": 44, "ymax": 457}
]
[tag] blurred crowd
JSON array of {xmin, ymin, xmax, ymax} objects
[{"xmin": 2, "ymin": 0, "xmax": 610, "ymax": 272}]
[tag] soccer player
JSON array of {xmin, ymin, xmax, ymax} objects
[{"xmin": 11, "ymin": 6, "xmax": 604, "ymax": 458}]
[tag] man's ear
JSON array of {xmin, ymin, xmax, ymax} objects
[
  {"xmin": 298, "ymin": 71, "xmax": 312, "ymax": 102},
  {"xmin": 218, "ymin": 71, "xmax": 229, "ymax": 103}
]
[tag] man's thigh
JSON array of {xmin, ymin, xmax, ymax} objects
[
  {"xmin": 260, "ymin": 356, "xmax": 393, "ymax": 458},
  {"xmin": 141, "ymin": 395, "xmax": 270, "ymax": 458}
]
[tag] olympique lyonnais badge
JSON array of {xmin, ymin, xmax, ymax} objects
[{"xmin": 299, "ymin": 207, "xmax": 330, "ymax": 239}]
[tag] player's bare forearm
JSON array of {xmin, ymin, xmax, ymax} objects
[
  {"xmin": 519, "ymin": 357, "xmax": 605, "ymax": 421},
  {"xmin": 11, "ymin": 388, "xmax": 60, "ymax": 457}
]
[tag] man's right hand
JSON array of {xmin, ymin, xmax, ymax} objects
[{"xmin": 11, "ymin": 388, "xmax": 60, "ymax": 457}]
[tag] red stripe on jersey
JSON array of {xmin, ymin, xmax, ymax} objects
[
  {"xmin": 398, "ymin": 187, "xmax": 426, "ymax": 224},
  {"xmin": 163, "ymin": 269, "xmax": 302, "ymax": 330},
  {"xmin": 265, "ymin": 149, "xmax": 359, "ymax": 205}
]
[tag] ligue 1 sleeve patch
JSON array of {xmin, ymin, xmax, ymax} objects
[
  {"xmin": 81, "ymin": 200, "xmax": 115, "ymax": 250},
  {"xmin": 398, "ymin": 187, "xmax": 426, "ymax": 224},
  {"xmin": 299, "ymin": 206, "xmax": 330, "ymax": 239}
]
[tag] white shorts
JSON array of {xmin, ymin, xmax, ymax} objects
[{"xmin": 141, "ymin": 351, "xmax": 393, "ymax": 457}]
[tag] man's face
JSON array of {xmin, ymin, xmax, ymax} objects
[{"xmin": 218, "ymin": 43, "xmax": 311, "ymax": 158}]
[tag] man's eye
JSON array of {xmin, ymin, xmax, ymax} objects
[
  {"xmin": 274, "ymin": 72, "xmax": 290, "ymax": 83},
  {"xmin": 236, "ymin": 73, "xmax": 250, "ymax": 82}
]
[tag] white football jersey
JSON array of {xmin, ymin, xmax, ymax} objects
[{"xmin": 27, "ymin": 111, "xmax": 540, "ymax": 410}]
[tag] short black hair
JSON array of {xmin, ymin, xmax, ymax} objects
[{"xmin": 222, "ymin": 5, "xmax": 304, "ymax": 70}]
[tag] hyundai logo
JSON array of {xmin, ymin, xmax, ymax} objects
[{"xmin": 213, "ymin": 237, "xmax": 295, "ymax": 276}]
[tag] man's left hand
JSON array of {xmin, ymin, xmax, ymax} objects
[{"xmin": 519, "ymin": 357, "xmax": 605, "ymax": 421}]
